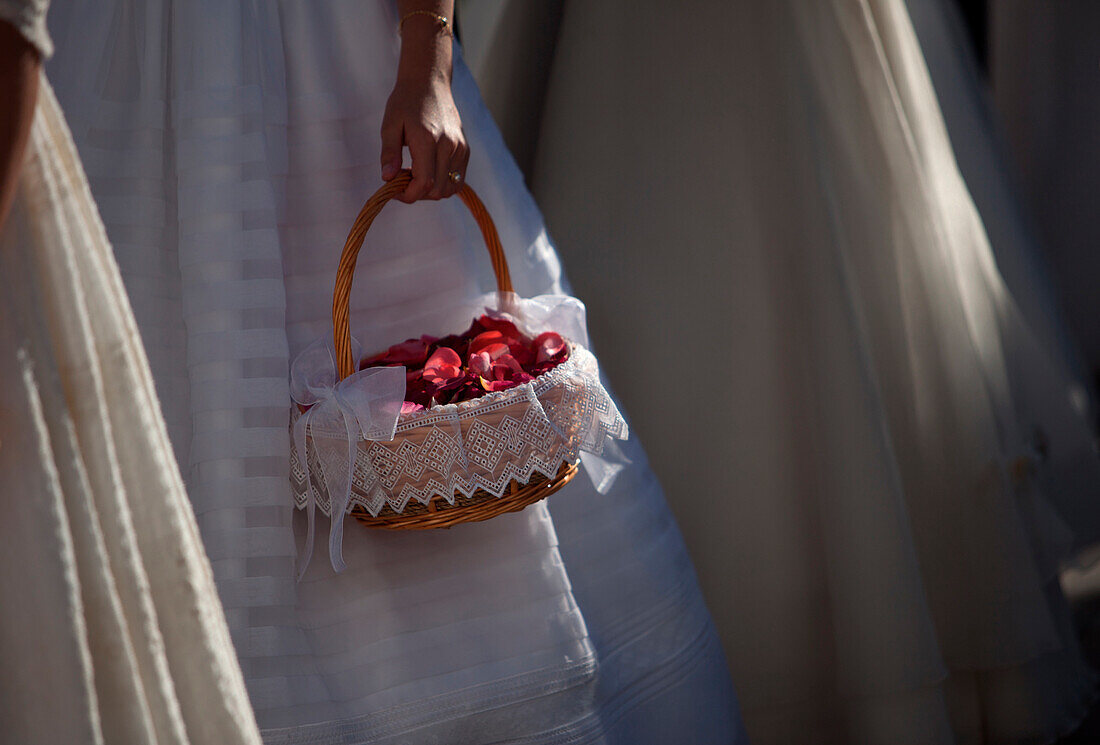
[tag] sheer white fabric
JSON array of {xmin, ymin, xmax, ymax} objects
[
  {"xmin": 906, "ymin": 0, "xmax": 1100, "ymax": 554},
  {"xmin": 529, "ymin": 0, "xmax": 1099, "ymax": 742},
  {"xmin": 44, "ymin": 0, "xmax": 744, "ymax": 742},
  {"xmin": 0, "ymin": 75, "xmax": 261, "ymax": 745},
  {"xmin": 906, "ymin": 0, "xmax": 1084, "ymax": 376}
]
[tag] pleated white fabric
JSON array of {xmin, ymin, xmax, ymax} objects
[
  {"xmin": 43, "ymin": 1, "xmax": 745, "ymax": 742},
  {"xmin": 0, "ymin": 76, "xmax": 262, "ymax": 745},
  {"xmin": 528, "ymin": 0, "xmax": 1100, "ymax": 742}
]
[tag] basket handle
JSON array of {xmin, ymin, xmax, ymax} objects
[{"xmin": 332, "ymin": 169, "xmax": 515, "ymax": 381}]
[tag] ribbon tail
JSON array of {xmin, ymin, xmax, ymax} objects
[
  {"xmin": 327, "ymin": 400, "xmax": 359, "ymax": 574},
  {"xmin": 293, "ymin": 408, "xmax": 318, "ymax": 581}
]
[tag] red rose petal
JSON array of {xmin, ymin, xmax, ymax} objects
[
  {"xmin": 423, "ymin": 347, "xmax": 464, "ymax": 387},
  {"xmin": 490, "ymin": 353, "xmax": 524, "ymax": 381},
  {"xmin": 534, "ymin": 332, "xmax": 566, "ymax": 364},
  {"xmin": 469, "ymin": 330, "xmax": 505, "ymax": 355},
  {"xmin": 362, "ymin": 316, "xmax": 571, "ymax": 407},
  {"xmin": 509, "ymin": 342, "xmax": 536, "ymax": 367},
  {"xmin": 361, "ymin": 337, "xmax": 432, "ymax": 368},
  {"xmin": 476, "ymin": 314, "xmax": 524, "ymax": 341}
]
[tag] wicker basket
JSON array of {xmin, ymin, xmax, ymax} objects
[{"xmin": 297, "ymin": 170, "xmax": 583, "ymax": 530}]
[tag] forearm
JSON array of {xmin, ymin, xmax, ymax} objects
[
  {"xmin": 395, "ymin": 1, "xmax": 454, "ymax": 86},
  {"xmin": 382, "ymin": 2, "xmax": 467, "ymax": 201},
  {"xmin": 0, "ymin": 21, "xmax": 41, "ymax": 231}
]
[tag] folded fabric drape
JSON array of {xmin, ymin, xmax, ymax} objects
[
  {"xmin": 45, "ymin": 1, "xmax": 745, "ymax": 741},
  {"xmin": 526, "ymin": 0, "xmax": 1100, "ymax": 741},
  {"xmin": 0, "ymin": 75, "xmax": 262, "ymax": 745}
]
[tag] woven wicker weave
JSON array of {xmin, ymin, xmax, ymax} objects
[{"xmin": 323, "ymin": 170, "xmax": 579, "ymax": 530}]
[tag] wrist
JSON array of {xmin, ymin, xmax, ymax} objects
[
  {"xmin": 395, "ymin": 62, "xmax": 450, "ymax": 89},
  {"xmin": 398, "ymin": 9, "xmax": 452, "ymax": 39},
  {"xmin": 396, "ymin": 37, "xmax": 452, "ymax": 88}
]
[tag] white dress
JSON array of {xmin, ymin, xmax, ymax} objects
[
  {"xmin": 907, "ymin": 0, "xmax": 1100, "ymax": 548},
  {"xmin": 0, "ymin": 3, "xmax": 262, "ymax": 743},
  {"xmin": 525, "ymin": 0, "xmax": 1100, "ymax": 742},
  {"xmin": 43, "ymin": 1, "xmax": 745, "ymax": 743}
]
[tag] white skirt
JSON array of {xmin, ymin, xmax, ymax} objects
[
  {"xmin": 44, "ymin": 1, "xmax": 744, "ymax": 742},
  {"xmin": 527, "ymin": 0, "xmax": 1100, "ymax": 742},
  {"xmin": 0, "ymin": 76, "xmax": 261, "ymax": 745}
]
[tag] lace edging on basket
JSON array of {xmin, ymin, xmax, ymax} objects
[{"xmin": 290, "ymin": 346, "xmax": 627, "ymax": 518}]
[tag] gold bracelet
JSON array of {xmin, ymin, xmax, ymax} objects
[{"xmin": 398, "ymin": 10, "xmax": 453, "ymax": 37}]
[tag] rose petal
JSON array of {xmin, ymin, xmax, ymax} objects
[
  {"xmin": 363, "ymin": 338, "xmax": 431, "ymax": 368},
  {"xmin": 468, "ymin": 351, "xmax": 492, "ymax": 377},
  {"xmin": 469, "ymin": 330, "xmax": 506, "ymax": 355},
  {"xmin": 484, "ymin": 343, "xmax": 511, "ymax": 360},
  {"xmin": 461, "ymin": 317, "xmax": 486, "ymax": 338},
  {"xmin": 404, "ymin": 377, "xmax": 432, "ymax": 407},
  {"xmin": 425, "ymin": 346, "xmax": 461, "ymax": 370},
  {"xmin": 476, "ymin": 314, "xmax": 526, "ymax": 343},
  {"xmin": 423, "ymin": 347, "xmax": 464, "ymax": 386},
  {"xmin": 534, "ymin": 332, "xmax": 566, "ymax": 364},
  {"xmin": 441, "ymin": 375, "xmax": 467, "ymax": 392},
  {"xmin": 490, "ymin": 353, "xmax": 524, "ymax": 381},
  {"xmin": 360, "ymin": 316, "xmax": 568, "ymax": 408},
  {"xmin": 400, "ymin": 401, "xmax": 424, "ymax": 414},
  {"xmin": 509, "ymin": 342, "xmax": 536, "ymax": 367},
  {"xmin": 396, "ymin": 338, "xmax": 432, "ymax": 361},
  {"xmin": 433, "ymin": 334, "xmax": 469, "ymax": 356}
]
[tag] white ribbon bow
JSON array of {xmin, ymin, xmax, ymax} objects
[{"xmin": 290, "ymin": 336, "xmax": 405, "ymax": 579}]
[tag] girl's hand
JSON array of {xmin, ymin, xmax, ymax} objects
[
  {"xmin": 380, "ymin": 75, "xmax": 469, "ymax": 202},
  {"xmin": 380, "ymin": 4, "xmax": 468, "ymax": 203}
]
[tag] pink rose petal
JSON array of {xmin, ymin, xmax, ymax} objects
[
  {"xmin": 423, "ymin": 347, "xmax": 464, "ymax": 386},
  {"xmin": 482, "ymin": 342, "xmax": 510, "ymax": 360},
  {"xmin": 468, "ymin": 351, "xmax": 492, "ymax": 377}
]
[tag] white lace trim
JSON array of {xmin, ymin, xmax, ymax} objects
[{"xmin": 290, "ymin": 345, "xmax": 628, "ymax": 517}]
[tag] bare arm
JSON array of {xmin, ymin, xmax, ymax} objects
[
  {"xmin": 0, "ymin": 20, "xmax": 41, "ymax": 230},
  {"xmin": 381, "ymin": 1, "xmax": 469, "ymax": 202}
]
